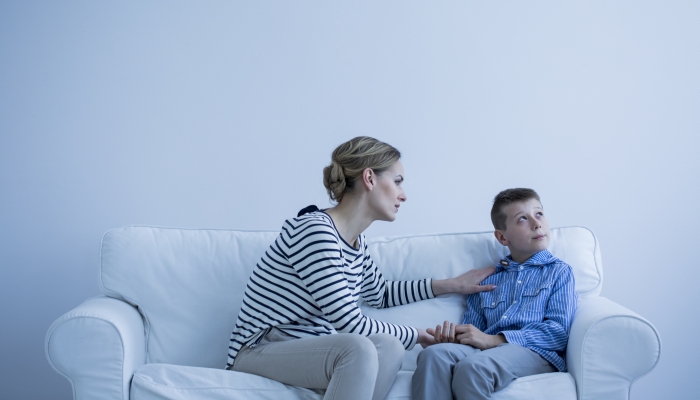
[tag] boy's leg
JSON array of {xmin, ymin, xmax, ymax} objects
[
  {"xmin": 452, "ymin": 343, "xmax": 556, "ymax": 400},
  {"xmin": 411, "ymin": 343, "xmax": 481, "ymax": 400}
]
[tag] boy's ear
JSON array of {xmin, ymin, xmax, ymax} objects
[{"xmin": 494, "ymin": 230, "xmax": 509, "ymax": 246}]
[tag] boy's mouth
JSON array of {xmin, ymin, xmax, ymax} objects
[{"xmin": 533, "ymin": 234, "xmax": 547, "ymax": 240}]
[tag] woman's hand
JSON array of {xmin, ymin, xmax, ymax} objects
[
  {"xmin": 417, "ymin": 328, "xmax": 437, "ymax": 348},
  {"xmin": 432, "ymin": 267, "xmax": 497, "ymax": 296}
]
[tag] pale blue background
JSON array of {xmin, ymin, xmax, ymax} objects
[{"xmin": 1, "ymin": 1, "xmax": 698, "ymax": 399}]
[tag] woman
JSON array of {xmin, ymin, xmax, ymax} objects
[{"xmin": 227, "ymin": 136, "xmax": 495, "ymax": 400}]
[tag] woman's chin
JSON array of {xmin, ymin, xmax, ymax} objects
[{"xmin": 382, "ymin": 213, "xmax": 397, "ymax": 222}]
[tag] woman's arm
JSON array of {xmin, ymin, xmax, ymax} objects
[
  {"xmin": 360, "ymin": 254, "xmax": 435, "ymax": 308},
  {"xmin": 360, "ymin": 244, "xmax": 497, "ymax": 310},
  {"xmin": 283, "ymin": 219, "xmax": 421, "ymax": 349}
]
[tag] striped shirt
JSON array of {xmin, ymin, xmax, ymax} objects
[
  {"xmin": 226, "ymin": 210, "xmax": 435, "ymax": 368},
  {"xmin": 462, "ymin": 250, "xmax": 577, "ymax": 372}
]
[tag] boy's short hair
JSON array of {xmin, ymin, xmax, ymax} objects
[{"xmin": 491, "ymin": 188, "xmax": 541, "ymax": 230}]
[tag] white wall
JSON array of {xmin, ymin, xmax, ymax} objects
[{"xmin": 1, "ymin": 1, "xmax": 697, "ymax": 398}]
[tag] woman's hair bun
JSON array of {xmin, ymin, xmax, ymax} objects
[{"xmin": 323, "ymin": 160, "xmax": 347, "ymax": 202}]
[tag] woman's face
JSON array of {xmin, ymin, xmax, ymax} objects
[{"xmin": 369, "ymin": 160, "xmax": 407, "ymax": 222}]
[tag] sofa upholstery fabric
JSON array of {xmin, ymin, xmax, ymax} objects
[{"xmin": 45, "ymin": 225, "xmax": 659, "ymax": 400}]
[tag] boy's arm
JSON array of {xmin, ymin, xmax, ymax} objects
[{"xmin": 500, "ymin": 265, "xmax": 577, "ymax": 352}]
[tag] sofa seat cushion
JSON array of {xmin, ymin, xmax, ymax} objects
[
  {"xmin": 385, "ymin": 370, "xmax": 577, "ymax": 400},
  {"xmin": 131, "ymin": 363, "xmax": 576, "ymax": 400},
  {"xmin": 130, "ymin": 364, "xmax": 324, "ymax": 400}
]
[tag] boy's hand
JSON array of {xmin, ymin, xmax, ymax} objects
[
  {"xmin": 432, "ymin": 267, "xmax": 497, "ymax": 296},
  {"xmin": 454, "ymin": 324, "xmax": 506, "ymax": 350}
]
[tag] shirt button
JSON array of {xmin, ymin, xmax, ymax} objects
[
  {"xmin": 502, "ymin": 315, "xmax": 508, "ymax": 319},
  {"xmin": 520, "ymin": 266, "xmax": 523, "ymax": 270},
  {"xmin": 491, "ymin": 302, "xmax": 496, "ymax": 306},
  {"xmin": 517, "ymin": 281, "xmax": 522, "ymax": 284},
  {"xmin": 513, "ymin": 301, "xmax": 517, "ymax": 304}
]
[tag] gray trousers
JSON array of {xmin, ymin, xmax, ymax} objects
[
  {"xmin": 411, "ymin": 343, "xmax": 556, "ymax": 400},
  {"xmin": 231, "ymin": 328, "xmax": 405, "ymax": 400}
]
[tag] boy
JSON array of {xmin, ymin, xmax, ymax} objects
[{"xmin": 412, "ymin": 188, "xmax": 578, "ymax": 400}]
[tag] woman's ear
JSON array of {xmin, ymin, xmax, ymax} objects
[
  {"xmin": 361, "ymin": 168, "xmax": 375, "ymax": 191},
  {"xmin": 494, "ymin": 230, "xmax": 509, "ymax": 246}
]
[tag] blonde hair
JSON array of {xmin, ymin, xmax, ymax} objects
[{"xmin": 323, "ymin": 136, "xmax": 401, "ymax": 203}]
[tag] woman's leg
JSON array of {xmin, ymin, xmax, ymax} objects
[
  {"xmin": 232, "ymin": 332, "xmax": 379, "ymax": 400},
  {"xmin": 367, "ymin": 333, "xmax": 404, "ymax": 400}
]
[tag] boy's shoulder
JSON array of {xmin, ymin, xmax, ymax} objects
[
  {"xmin": 527, "ymin": 257, "xmax": 575, "ymax": 283},
  {"xmin": 545, "ymin": 258, "xmax": 574, "ymax": 275},
  {"xmin": 479, "ymin": 255, "xmax": 574, "ymax": 285},
  {"xmin": 545, "ymin": 258, "xmax": 576, "ymax": 284}
]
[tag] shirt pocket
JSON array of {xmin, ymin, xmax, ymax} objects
[
  {"xmin": 480, "ymin": 292, "xmax": 507, "ymax": 322},
  {"xmin": 520, "ymin": 281, "xmax": 553, "ymax": 313}
]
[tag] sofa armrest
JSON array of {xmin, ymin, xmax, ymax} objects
[
  {"xmin": 566, "ymin": 297, "xmax": 661, "ymax": 400},
  {"xmin": 45, "ymin": 296, "xmax": 146, "ymax": 400}
]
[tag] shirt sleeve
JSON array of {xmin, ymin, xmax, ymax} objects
[
  {"xmin": 281, "ymin": 220, "xmax": 422, "ymax": 350},
  {"xmin": 461, "ymin": 293, "xmax": 488, "ymax": 331},
  {"xmin": 360, "ymin": 240, "xmax": 435, "ymax": 309},
  {"xmin": 500, "ymin": 265, "xmax": 578, "ymax": 352}
]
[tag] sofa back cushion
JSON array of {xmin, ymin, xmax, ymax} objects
[
  {"xmin": 99, "ymin": 226, "xmax": 601, "ymax": 369},
  {"xmin": 100, "ymin": 227, "xmax": 278, "ymax": 369}
]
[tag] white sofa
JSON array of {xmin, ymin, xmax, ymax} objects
[{"xmin": 46, "ymin": 226, "xmax": 661, "ymax": 400}]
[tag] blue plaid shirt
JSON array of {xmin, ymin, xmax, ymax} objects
[{"xmin": 462, "ymin": 250, "xmax": 577, "ymax": 372}]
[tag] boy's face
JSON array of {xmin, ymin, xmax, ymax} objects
[{"xmin": 494, "ymin": 198, "xmax": 550, "ymax": 263}]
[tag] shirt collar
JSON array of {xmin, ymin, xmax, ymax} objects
[{"xmin": 496, "ymin": 249, "xmax": 558, "ymax": 272}]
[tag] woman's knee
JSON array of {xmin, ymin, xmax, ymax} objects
[
  {"xmin": 369, "ymin": 333, "xmax": 404, "ymax": 360},
  {"xmin": 334, "ymin": 334, "xmax": 379, "ymax": 367}
]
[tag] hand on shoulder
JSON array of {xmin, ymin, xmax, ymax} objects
[{"xmin": 432, "ymin": 266, "xmax": 497, "ymax": 296}]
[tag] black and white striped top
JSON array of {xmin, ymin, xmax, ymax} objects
[{"xmin": 226, "ymin": 210, "xmax": 434, "ymax": 368}]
